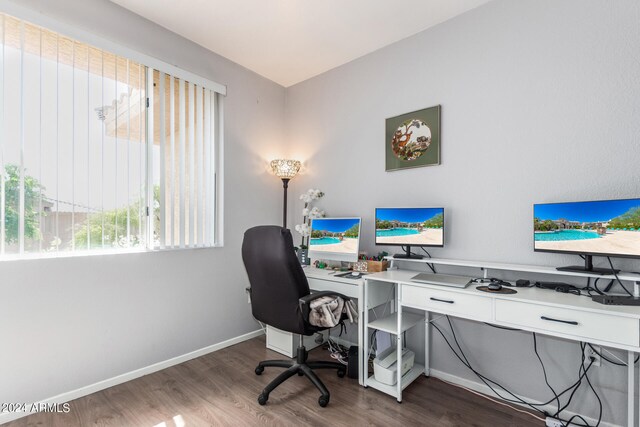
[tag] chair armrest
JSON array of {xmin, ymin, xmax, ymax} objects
[{"xmin": 299, "ymin": 291, "xmax": 351, "ymax": 320}]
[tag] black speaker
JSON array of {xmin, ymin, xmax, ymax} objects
[{"xmin": 347, "ymin": 346, "xmax": 358, "ymax": 379}]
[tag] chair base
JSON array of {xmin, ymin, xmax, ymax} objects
[{"xmin": 255, "ymin": 343, "xmax": 346, "ymax": 407}]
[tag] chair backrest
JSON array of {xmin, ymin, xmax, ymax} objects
[{"xmin": 242, "ymin": 225, "xmax": 310, "ymax": 334}]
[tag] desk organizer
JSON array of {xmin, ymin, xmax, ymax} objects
[{"xmin": 367, "ymin": 260, "xmax": 389, "ymax": 272}]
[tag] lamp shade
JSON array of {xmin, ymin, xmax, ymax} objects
[{"xmin": 270, "ymin": 159, "xmax": 301, "ymax": 179}]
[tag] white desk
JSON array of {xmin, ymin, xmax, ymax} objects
[{"xmin": 364, "ymin": 268, "xmax": 640, "ymax": 427}]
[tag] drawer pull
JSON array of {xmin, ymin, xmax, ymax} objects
[
  {"xmin": 430, "ymin": 297, "xmax": 454, "ymax": 304},
  {"xmin": 541, "ymin": 316, "xmax": 578, "ymax": 326}
]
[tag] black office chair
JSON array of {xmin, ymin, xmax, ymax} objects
[{"xmin": 242, "ymin": 225, "xmax": 350, "ymax": 407}]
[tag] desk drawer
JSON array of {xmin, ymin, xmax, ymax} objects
[
  {"xmin": 495, "ymin": 300, "xmax": 639, "ymax": 347},
  {"xmin": 307, "ymin": 277, "xmax": 359, "ymax": 299},
  {"xmin": 401, "ymin": 284, "xmax": 492, "ymax": 321}
]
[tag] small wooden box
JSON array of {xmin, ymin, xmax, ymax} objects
[{"xmin": 366, "ymin": 260, "xmax": 389, "ymax": 272}]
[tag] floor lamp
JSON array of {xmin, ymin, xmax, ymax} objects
[{"xmin": 270, "ymin": 159, "xmax": 301, "ymax": 228}]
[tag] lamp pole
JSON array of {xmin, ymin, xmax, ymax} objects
[{"xmin": 281, "ymin": 178, "xmax": 290, "ymax": 228}]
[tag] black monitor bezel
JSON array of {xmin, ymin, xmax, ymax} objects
[
  {"xmin": 374, "ymin": 207, "xmax": 445, "ymax": 248},
  {"xmin": 533, "ymin": 197, "xmax": 640, "ymax": 259}
]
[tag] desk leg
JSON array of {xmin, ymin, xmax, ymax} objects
[
  {"xmin": 425, "ymin": 311, "xmax": 430, "ymax": 377},
  {"xmin": 358, "ymin": 281, "xmax": 365, "ymax": 386},
  {"xmin": 396, "ymin": 284, "xmax": 403, "ymax": 403},
  {"xmin": 629, "ymin": 351, "xmax": 635, "ymax": 427},
  {"xmin": 362, "ymin": 280, "xmax": 369, "ymax": 388}
]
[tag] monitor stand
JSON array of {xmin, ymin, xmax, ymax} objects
[
  {"xmin": 556, "ymin": 255, "xmax": 619, "ymax": 275},
  {"xmin": 393, "ymin": 246, "xmax": 424, "ymax": 259}
]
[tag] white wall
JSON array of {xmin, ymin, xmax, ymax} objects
[
  {"xmin": 285, "ymin": 1, "xmax": 640, "ymax": 425},
  {"xmin": 0, "ymin": 0, "xmax": 285, "ymax": 409}
]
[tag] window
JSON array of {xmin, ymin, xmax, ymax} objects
[
  {"xmin": 150, "ymin": 71, "xmax": 222, "ymax": 249},
  {"xmin": 0, "ymin": 12, "xmax": 223, "ymax": 259}
]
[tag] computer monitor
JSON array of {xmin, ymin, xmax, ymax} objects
[
  {"xmin": 308, "ymin": 217, "xmax": 361, "ymax": 263},
  {"xmin": 375, "ymin": 207, "xmax": 444, "ymax": 259},
  {"xmin": 534, "ymin": 197, "xmax": 640, "ymax": 274}
]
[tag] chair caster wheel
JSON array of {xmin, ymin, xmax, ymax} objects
[
  {"xmin": 337, "ymin": 369, "xmax": 346, "ymax": 378},
  {"xmin": 258, "ymin": 393, "xmax": 268, "ymax": 405},
  {"xmin": 318, "ymin": 396, "xmax": 330, "ymax": 407},
  {"xmin": 255, "ymin": 366, "xmax": 264, "ymax": 375},
  {"xmin": 397, "ymin": 400, "xmax": 402, "ymax": 404},
  {"xmin": 298, "ymin": 371, "xmax": 304, "ymax": 376}
]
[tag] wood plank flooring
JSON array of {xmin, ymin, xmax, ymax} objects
[{"xmin": 6, "ymin": 336, "xmax": 541, "ymax": 426}]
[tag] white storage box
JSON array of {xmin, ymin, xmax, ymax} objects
[
  {"xmin": 266, "ymin": 325, "xmax": 327, "ymax": 358},
  {"xmin": 373, "ymin": 346, "xmax": 415, "ymax": 386}
]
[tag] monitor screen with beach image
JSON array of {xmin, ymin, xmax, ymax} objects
[
  {"xmin": 534, "ymin": 198, "xmax": 640, "ymax": 258},
  {"xmin": 308, "ymin": 217, "xmax": 361, "ymax": 262},
  {"xmin": 375, "ymin": 208, "xmax": 444, "ymax": 247}
]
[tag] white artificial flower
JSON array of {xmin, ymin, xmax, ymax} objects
[
  {"xmin": 302, "ymin": 208, "xmax": 310, "ymax": 216},
  {"xmin": 308, "ymin": 207, "xmax": 325, "ymax": 219},
  {"xmin": 294, "ymin": 223, "xmax": 311, "ymax": 237},
  {"xmin": 300, "ymin": 193, "xmax": 312, "ymax": 203}
]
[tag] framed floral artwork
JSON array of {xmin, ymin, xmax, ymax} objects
[{"xmin": 385, "ymin": 105, "xmax": 441, "ymax": 171}]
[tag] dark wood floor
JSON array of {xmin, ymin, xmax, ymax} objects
[{"xmin": 7, "ymin": 336, "xmax": 541, "ymax": 426}]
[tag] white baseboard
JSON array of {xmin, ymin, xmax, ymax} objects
[
  {"xmin": 0, "ymin": 329, "xmax": 264, "ymax": 425},
  {"xmin": 429, "ymin": 368, "xmax": 620, "ymax": 427}
]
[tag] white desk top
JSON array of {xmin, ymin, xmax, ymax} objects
[
  {"xmin": 366, "ymin": 269, "xmax": 640, "ymax": 319},
  {"xmin": 303, "ymin": 266, "xmax": 364, "ymax": 285}
]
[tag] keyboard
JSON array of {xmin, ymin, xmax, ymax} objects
[{"xmin": 410, "ymin": 273, "xmax": 473, "ymax": 288}]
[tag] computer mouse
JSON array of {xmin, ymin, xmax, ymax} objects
[
  {"xmin": 351, "ymin": 272, "xmax": 361, "ymax": 277},
  {"xmin": 488, "ymin": 282, "xmax": 502, "ymax": 291}
]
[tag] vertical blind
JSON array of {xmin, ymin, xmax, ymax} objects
[
  {"xmin": 151, "ymin": 70, "xmax": 220, "ymax": 249},
  {"xmin": 0, "ymin": 12, "xmax": 223, "ymax": 258}
]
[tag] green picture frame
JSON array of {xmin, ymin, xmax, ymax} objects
[{"xmin": 385, "ymin": 105, "xmax": 441, "ymax": 171}]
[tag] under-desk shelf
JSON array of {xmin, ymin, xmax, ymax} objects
[
  {"xmin": 366, "ymin": 363, "xmax": 425, "ymax": 397},
  {"xmin": 386, "ymin": 256, "xmax": 640, "ymax": 282},
  {"xmin": 367, "ymin": 312, "xmax": 423, "ymax": 334}
]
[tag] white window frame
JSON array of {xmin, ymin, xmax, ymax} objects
[{"xmin": 0, "ymin": 0, "xmax": 226, "ymax": 255}]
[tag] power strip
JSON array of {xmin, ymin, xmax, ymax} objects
[{"xmin": 545, "ymin": 416, "xmax": 564, "ymax": 427}]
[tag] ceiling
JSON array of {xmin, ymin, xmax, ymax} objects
[{"xmin": 110, "ymin": 0, "xmax": 491, "ymax": 87}]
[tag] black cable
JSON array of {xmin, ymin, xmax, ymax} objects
[
  {"xmin": 443, "ymin": 317, "xmax": 596, "ymax": 421},
  {"xmin": 398, "ymin": 246, "xmax": 437, "ymax": 272},
  {"xmin": 559, "ymin": 343, "xmax": 601, "ymax": 426},
  {"xmin": 587, "ymin": 343, "xmax": 639, "ymax": 366},
  {"xmin": 555, "ymin": 342, "xmax": 587, "ymax": 416},
  {"xmin": 592, "ymin": 278, "xmax": 605, "ymax": 295},
  {"xmin": 419, "ymin": 248, "xmax": 437, "ymax": 272},
  {"xmin": 483, "ymin": 322, "xmax": 521, "ymax": 331},
  {"xmin": 582, "ymin": 358, "xmax": 603, "ymax": 427},
  {"xmin": 607, "ymin": 257, "xmax": 633, "ymax": 296},
  {"xmin": 584, "ymin": 356, "xmax": 602, "ymax": 427},
  {"xmin": 563, "ymin": 414, "xmax": 592, "ymax": 427},
  {"xmin": 603, "ymin": 279, "xmax": 615, "ymax": 293},
  {"xmin": 486, "ymin": 318, "xmax": 595, "ymax": 424},
  {"xmin": 420, "ymin": 247, "xmax": 432, "ymax": 258},
  {"xmin": 431, "ymin": 321, "xmax": 546, "ymax": 413},
  {"xmin": 433, "ymin": 317, "xmax": 597, "ymax": 426},
  {"xmin": 533, "ymin": 332, "xmax": 560, "ymax": 416}
]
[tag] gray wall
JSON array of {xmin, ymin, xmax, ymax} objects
[
  {"xmin": 0, "ymin": 0, "xmax": 284, "ymax": 407},
  {"xmin": 286, "ymin": 1, "xmax": 640, "ymax": 424}
]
